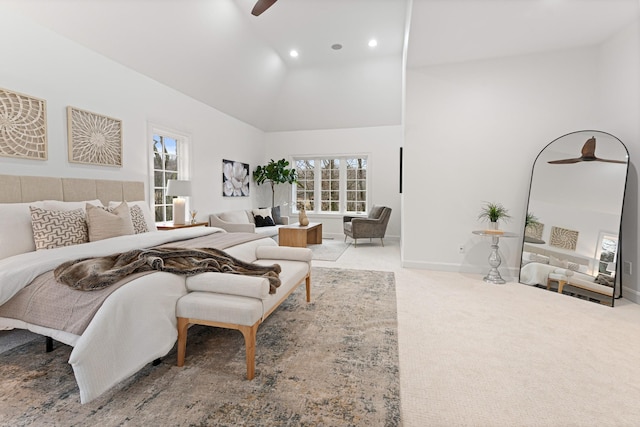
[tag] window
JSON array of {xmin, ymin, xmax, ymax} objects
[
  {"xmin": 595, "ymin": 232, "xmax": 618, "ymax": 276},
  {"xmin": 152, "ymin": 131, "xmax": 189, "ymax": 222},
  {"xmin": 294, "ymin": 156, "xmax": 367, "ymax": 214}
]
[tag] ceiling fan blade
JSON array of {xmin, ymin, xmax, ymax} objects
[
  {"xmin": 548, "ymin": 158, "xmax": 582, "ymax": 164},
  {"xmin": 595, "ymin": 158, "xmax": 627, "ymax": 164},
  {"xmin": 251, "ymin": 0, "xmax": 277, "ymax": 16},
  {"xmin": 581, "ymin": 137, "xmax": 597, "ymax": 157}
]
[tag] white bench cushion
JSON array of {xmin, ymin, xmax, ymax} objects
[{"xmin": 186, "ymin": 273, "xmax": 270, "ymax": 299}]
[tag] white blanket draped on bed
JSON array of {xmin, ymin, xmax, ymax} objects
[{"xmin": 0, "ymin": 227, "xmax": 249, "ymax": 403}]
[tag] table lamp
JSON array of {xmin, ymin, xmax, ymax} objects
[{"xmin": 166, "ymin": 179, "xmax": 191, "ymax": 225}]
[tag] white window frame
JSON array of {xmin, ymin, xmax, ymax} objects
[
  {"xmin": 292, "ymin": 154, "xmax": 369, "ymax": 215},
  {"xmin": 594, "ymin": 231, "xmax": 618, "ymax": 276},
  {"xmin": 148, "ymin": 123, "xmax": 191, "ymax": 223}
]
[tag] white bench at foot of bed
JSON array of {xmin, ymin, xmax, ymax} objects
[
  {"xmin": 175, "ymin": 245, "xmax": 312, "ymax": 378},
  {"xmin": 547, "ymin": 272, "xmax": 614, "ymax": 297}
]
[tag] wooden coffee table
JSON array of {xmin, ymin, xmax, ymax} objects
[{"xmin": 278, "ymin": 223, "xmax": 322, "ymax": 247}]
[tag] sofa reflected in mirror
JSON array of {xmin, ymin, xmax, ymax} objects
[
  {"xmin": 343, "ymin": 206, "xmax": 392, "ymax": 248},
  {"xmin": 518, "ymin": 130, "xmax": 629, "ymax": 306}
]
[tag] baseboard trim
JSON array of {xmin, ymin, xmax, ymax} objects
[
  {"xmin": 324, "ymin": 232, "xmax": 400, "ymax": 242},
  {"xmin": 621, "ymin": 285, "xmax": 640, "ymax": 304},
  {"xmin": 401, "ymin": 260, "xmax": 520, "ymax": 281}
]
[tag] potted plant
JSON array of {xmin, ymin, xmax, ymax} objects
[
  {"xmin": 525, "ymin": 212, "xmax": 540, "ymax": 229},
  {"xmin": 253, "ymin": 158, "xmax": 298, "ymax": 207},
  {"xmin": 478, "ymin": 201, "xmax": 511, "ymax": 229}
]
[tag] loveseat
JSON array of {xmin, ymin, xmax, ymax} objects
[{"xmin": 209, "ymin": 207, "xmax": 289, "ymax": 237}]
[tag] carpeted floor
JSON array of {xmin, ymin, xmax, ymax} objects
[
  {"xmin": 0, "ymin": 267, "xmax": 400, "ymax": 427},
  {"xmin": 308, "ymin": 240, "xmax": 351, "ymax": 261}
]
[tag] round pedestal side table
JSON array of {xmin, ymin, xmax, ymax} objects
[{"xmin": 472, "ymin": 230, "xmax": 519, "ymax": 284}]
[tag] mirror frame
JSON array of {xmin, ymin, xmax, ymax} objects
[{"xmin": 519, "ymin": 130, "xmax": 629, "ymax": 307}]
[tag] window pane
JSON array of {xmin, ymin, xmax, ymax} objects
[
  {"xmin": 152, "ymin": 133, "xmax": 184, "ymax": 223},
  {"xmin": 294, "ymin": 155, "xmax": 366, "ymax": 214}
]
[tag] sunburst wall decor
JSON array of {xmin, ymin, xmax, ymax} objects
[
  {"xmin": 549, "ymin": 226, "xmax": 579, "ymax": 251},
  {"xmin": 0, "ymin": 87, "xmax": 47, "ymax": 160},
  {"xmin": 67, "ymin": 106, "xmax": 122, "ymax": 166}
]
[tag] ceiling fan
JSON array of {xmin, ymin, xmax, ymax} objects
[
  {"xmin": 548, "ymin": 137, "xmax": 626, "ymax": 165},
  {"xmin": 251, "ymin": 0, "xmax": 277, "ymax": 16}
]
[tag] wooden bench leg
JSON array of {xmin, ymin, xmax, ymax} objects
[
  {"xmin": 558, "ymin": 281, "xmax": 566, "ymax": 294},
  {"xmin": 305, "ymin": 274, "xmax": 311, "ymax": 303},
  {"xmin": 176, "ymin": 317, "xmax": 189, "ymax": 367},
  {"xmin": 238, "ymin": 323, "xmax": 259, "ymax": 380}
]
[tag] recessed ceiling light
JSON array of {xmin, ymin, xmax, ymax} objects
[
  {"xmin": 331, "ymin": 43, "xmax": 343, "ymax": 50},
  {"xmin": 368, "ymin": 39, "xmax": 378, "ymax": 48},
  {"xmin": 289, "ymin": 50, "xmax": 299, "ymax": 58}
]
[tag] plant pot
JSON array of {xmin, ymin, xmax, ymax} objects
[{"xmin": 488, "ymin": 221, "xmax": 499, "ymax": 230}]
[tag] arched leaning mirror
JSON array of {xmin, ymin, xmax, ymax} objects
[{"xmin": 519, "ymin": 130, "xmax": 629, "ymax": 307}]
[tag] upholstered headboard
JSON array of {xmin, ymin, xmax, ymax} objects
[
  {"xmin": 523, "ymin": 244, "xmax": 591, "ymax": 267},
  {"xmin": 0, "ymin": 174, "xmax": 145, "ymax": 205}
]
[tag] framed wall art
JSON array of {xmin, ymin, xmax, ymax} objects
[
  {"xmin": 0, "ymin": 87, "xmax": 47, "ymax": 160},
  {"xmin": 67, "ymin": 106, "xmax": 122, "ymax": 166},
  {"xmin": 223, "ymin": 159, "xmax": 250, "ymax": 197},
  {"xmin": 549, "ymin": 226, "xmax": 579, "ymax": 251}
]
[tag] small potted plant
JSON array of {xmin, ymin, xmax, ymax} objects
[
  {"xmin": 525, "ymin": 212, "xmax": 540, "ymax": 230},
  {"xmin": 478, "ymin": 202, "xmax": 511, "ymax": 230}
]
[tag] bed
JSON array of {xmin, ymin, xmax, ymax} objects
[
  {"xmin": 0, "ymin": 174, "xmax": 297, "ymax": 403},
  {"xmin": 520, "ymin": 244, "xmax": 614, "ymax": 298}
]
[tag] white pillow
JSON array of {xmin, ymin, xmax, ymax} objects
[
  {"xmin": 529, "ymin": 253, "xmax": 549, "ymax": 264},
  {"xmin": 549, "ymin": 256, "xmax": 569, "ymax": 269},
  {"xmin": 252, "ymin": 208, "xmax": 272, "ymax": 218},
  {"xmin": 219, "ymin": 210, "xmax": 251, "ymax": 224},
  {"xmin": 30, "ymin": 206, "xmax": 88, "ymax": 250},
  {"xmin": 109, "ymin": 201, "xmax": 157, "ymax": 232},
  {"xmin": 87, "ymin": 202, "xmax": 134, "ymax": 242},
  {"xmin": 0, "ymin": 202, "xmax": 43, "ymax": 259},
  {"xmin": 42, "ymin": 199, "xmax": 103, "ymax": 212}
]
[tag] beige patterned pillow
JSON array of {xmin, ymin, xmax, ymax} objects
[
  {"xmin": 130, "ymin": 204, "xmax": 148, "ymax": 234},
  {"xmin": 30, "ymin": 207, "xmax": 88, "ymax": 250},
  {"xmin": 86, "ymin": 202, "xmax": 134, "ymax": 242}
]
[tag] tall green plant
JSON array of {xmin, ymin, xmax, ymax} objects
[{"xmin": 253, "ymin": 158, "xmax": 298, "ymax": 207}]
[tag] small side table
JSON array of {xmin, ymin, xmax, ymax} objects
[
  {"xmin": 472, "ymin": 230, "xmax": 518, "ymax": 284},
  {"xmin": 278, "ymin": 223, "xmax": 322, "ymax": 247},
  {"xmin": 157, "ymin": 221, "xmax": 208, "ymax": 230}
]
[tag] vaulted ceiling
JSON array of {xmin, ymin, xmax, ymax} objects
[{"xmin": 6, "ymin": 0, "xmax": 639, "ymax": 132}]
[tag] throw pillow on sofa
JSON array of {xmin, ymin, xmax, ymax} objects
[
  {"xmin": 252, "ymin": 208, "xmax": 275, "ymax": 227},
  {"xmin": 258, "ymin": 206, "xmax": 283, "ymax": 225}
]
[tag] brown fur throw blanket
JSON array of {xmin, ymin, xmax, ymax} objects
[{"xmin": 54, "ymin": 247, "xmax": 282, "ymax": 293}]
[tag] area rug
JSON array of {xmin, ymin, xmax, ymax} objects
[
  {"xmin": 308, "ymin": 240, "xmax": 351, "ymax": 261},
  {"xmin": 0, "ymin": 267, "xmax": 400, "ymax": 427}
]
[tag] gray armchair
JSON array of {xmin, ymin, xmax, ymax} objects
[{"xmin": 343, "ymin": 206, "xmax": 392, "ymax": 247}]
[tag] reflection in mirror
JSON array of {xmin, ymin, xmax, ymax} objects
[{"xmin": 519, "ymin": 130, "xmax": 629, "ymax": 307}]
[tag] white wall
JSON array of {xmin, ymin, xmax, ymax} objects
[
  {"xmin": 597, "ymin": 19, "xmax": 640, "ymax": 301},
  {"xmin": 0, "ymin": 7, "xmax": 264, "ymax": 222},
  {"xmin": 263, "ymin": 126, "xmax": 403, "ymax": 238},
  {"xmin": 404, "ymin": 16, "xmax": 640, "ymax": 295},
  {"xmin": 404, "ymin": 47, "xmax": 601, "ymax": 276}
]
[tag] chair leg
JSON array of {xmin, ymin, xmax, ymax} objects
[
  {"xmin": 380, "ymin": 238, "xmax": 384, "ymax": 247},
  {"xmin": 354, "ymin": 239, "xmax": 357, "ymax": 247},
  {"xmin": 344, "ymin": 234, "xmax": 347, "ymax": 242}
]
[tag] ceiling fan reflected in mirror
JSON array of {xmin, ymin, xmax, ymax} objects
[
  {"xmin": 548, "ymin": 137, "xmax": 627, "ymax": 165},
  {"xmin": 252, "ymin": 0, "xmax": 277, "ymax": 16}
]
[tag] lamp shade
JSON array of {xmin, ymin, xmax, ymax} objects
[{"xmin": 166, "ymin": 179, "xmax": 191, "ymax": 197}]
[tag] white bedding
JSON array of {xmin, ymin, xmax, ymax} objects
[
  {"xmin": 520, "ymin": 262, "xmax": 564, "ymax": 286},
  {"xmin": 0, "ymin": 227, "xmax": 275, "ymax": 403}
]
